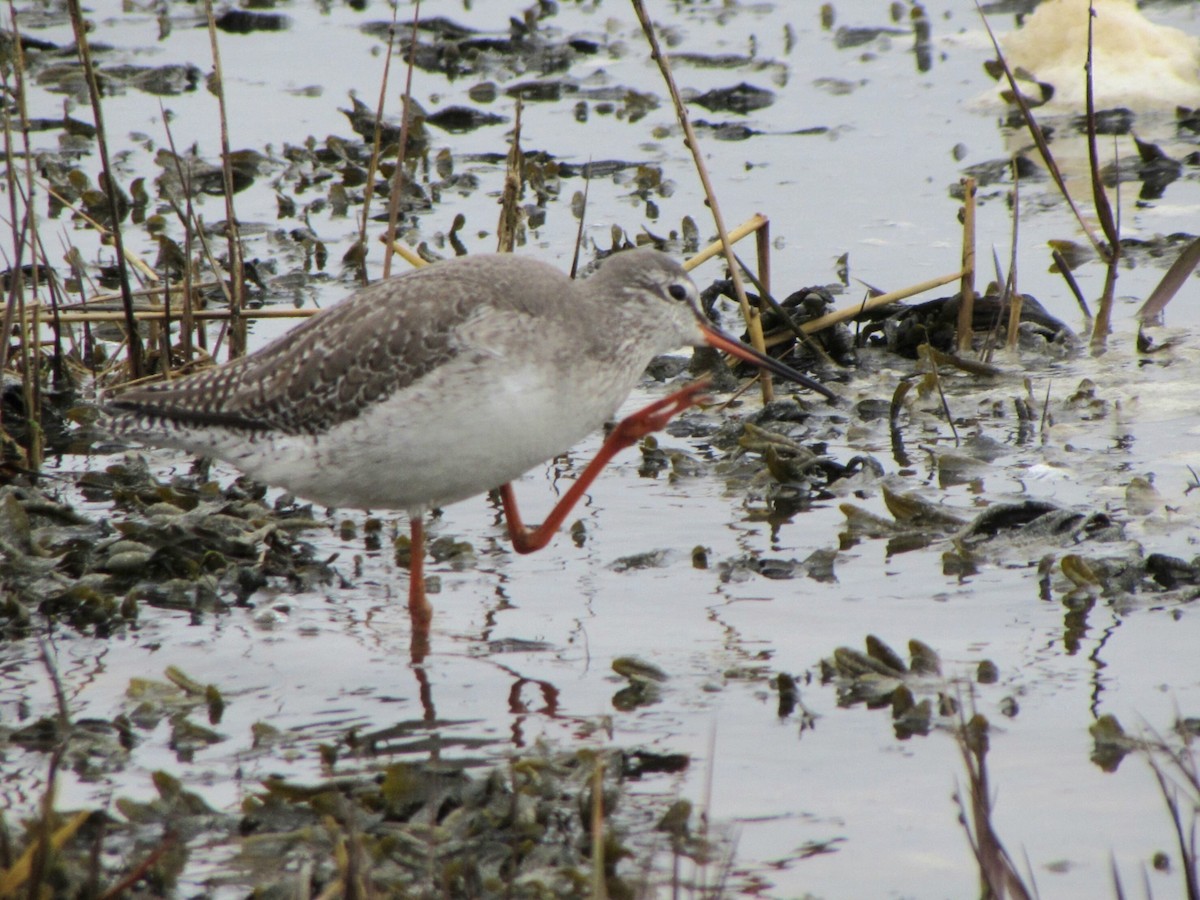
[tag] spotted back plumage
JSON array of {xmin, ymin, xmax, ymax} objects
[{"xmin": 105, "ymin": 254, "xmax": 609, "ymax": 438}]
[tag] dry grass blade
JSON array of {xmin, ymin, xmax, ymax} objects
[
  {"xmin": 1109, "ymin": 854, "xmax": 1128, "ymax": 900},
  {"xmin": 1083, "ymin": 2, "xmax": 1118, "ymax": 250},
  {"xmin": 1146, "ymin": 751, "xmax": 1200, "ymax": 899},
  {"xmin": 955, "ymin": 713, "xmax": 1037, "ymax": 900},
  {"xmin": 95, "ymin": 833, "xmax": 177, "ymax": 900},
  {"xmin": 1082, "ymin": 1, "xmax": 1121, "ymax": 350},
  {"xmin": 1137, "ymin": 237, "xmax": 1200, "ymax": 323},
  {"xmin": 1051, "ymin": 248, "xmax": 1092, "ymax": 319},
  {"xmin": 0, "ymin": 809, "xmax": 91, "ymax": 895},
  {"xmin": 975, "ymin": 3, "xmax": 1109, "ymax": 262},
  {"xmin": 155, "ymin": 103, "xmax": 207, "ymax": 364}
]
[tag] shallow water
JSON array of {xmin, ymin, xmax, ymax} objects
[{"xmin": 5, "ymin": 0, "xmax": 1200, "ymax": 897}]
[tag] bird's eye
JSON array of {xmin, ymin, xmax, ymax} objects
[{"xmin": 667, "ymin": 283, "xmax": 689, "ymax": 301}]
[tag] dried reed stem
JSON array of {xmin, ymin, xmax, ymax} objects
[
  {"xmin": 202, "ymin": 0, "xmax": 245, "ymax": 359},
  {"xmin": 496, "ymin": 100, "xmax": 524, "ymax": 253},
  {"xmin": 382, "ymin": 0, "xmax": 422, "ymax": 280},
  {"xmin": 590, "ymin": 760, "xmax": 607, "ymax": 900},
  {"xmin": 67, "ymin": 0, "xmax": 144, "ymax": 378},
  {"xmin": 764, "ymin": 269, "xmax": 964, "ymax": 344},
  {"xmin": 682, "ymin": 213, "xmax": 768, "ymax": 271},
  {"xmin": 755, "ymin": 217, "xmax": 771, "ymax": 303},
  {"xmin": 630, "ymin": 0, "xmax": 773, "ymax": 402},
  {"xmin": 156, "ymin": 103, "xmax": 200, "ymax": 364},
  {"xmin": 0, "ymin": 6, "xmax": 42, "ymax": 468},
  {"xmin": 1084, "ymin": 1, "xmax": 1120, "ymax": 351},
  {"xmin": 1004, "ymin": 162, "xmax": 1023, "ymax": 351},
  {"xmin": 956, "ymin": 176, "xmax": 976, "ymax": 354},
  {"xmin": 357, "ymin": 5, "xmax": 401, "ymax": 285},
  {"xmin": 976, "ymin": 3, "xmax": 1108, "ymax": 261},
  {"xmin": 49, "ymin": 308, "xmax": 319, "ymax": 324}
]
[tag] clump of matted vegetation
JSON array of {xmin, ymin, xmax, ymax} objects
[{"xmin": 2, "ymin": 698, "xmax": 724, "ymax": 898}]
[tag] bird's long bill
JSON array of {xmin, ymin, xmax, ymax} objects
[{"xmin": 697, "ymin": 320, "xmax": 838, "ymax": 402}]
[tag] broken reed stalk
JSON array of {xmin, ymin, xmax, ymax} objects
[
  {"xmin": 382, "ymin": 0, "xmax": 422, "ymax": 280},
  {"xmin": 956, "ymin": 176, "xmax": 976, "ymax": 354},
  {"xmin": 1137, "ymin": 236, "xmax": 1200, "ymax": 323},
  {"xmin": 1004, "ymin": 161, "xmax": 1022, "ymax": 351},
  {"xmin": 630, "ymin": 0, "xmax": 773, "ymax": 403},
  {"xmin": 681, "ymin": 213, "xmax": 768, "ymax": 271},
  {"xmin": 590, "ymin": 760, "xmax": 607, "ymax": 900},
  {"xmin": 356, "ymin": 4, "xmax": 401, "ymax": 286},
  {"xmin": 755, "ymin": 217, "xmax": 771, "ymax": 306},
  {"xmin": 1092, "ymin": 254, "xmax": 1118, "ymax": 352},
  {"xmin": 66, "ymin": 0, "xmax": 144, "ymax": 379},
  {"xmin": 202, "ymin": 0, "xmax": 245, "ymax": 360},
  {"xmin": 496, "ymin": 99, "xmax": 524, "ymax": 253}
]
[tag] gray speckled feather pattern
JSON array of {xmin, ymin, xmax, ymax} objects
[
  {"xmin": 108, "ymin": 257, "xmax": 544, "ymax": 435},
  {"xmin": 102, "ymin": 249, "xmax": 706, "ymax": 511}
]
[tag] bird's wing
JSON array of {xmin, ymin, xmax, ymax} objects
[{"xmin": 106, "ymin": 268, "xmax": 480, "ymax": 435}]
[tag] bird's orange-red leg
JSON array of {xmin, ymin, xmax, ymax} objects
[
  {"xmin": 501, "ymin": 380, "xmax": 712, "ymax": 553},
  {"xmin": 408, "ymin": 516, "xmax": 432, "ymax": 663}
]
